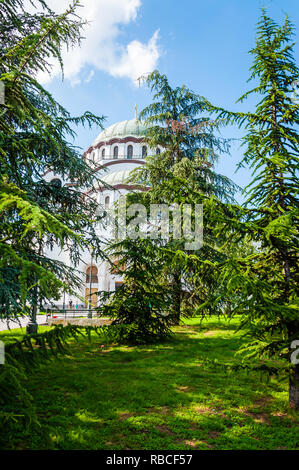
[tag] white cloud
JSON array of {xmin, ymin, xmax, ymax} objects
[
  {"xmin": 85, "ymin": 70, "xmax": 95, "ymax": 84},
  {"xmin": 35, "ymin": 0, "xmax": 160, "ymax": 86}
]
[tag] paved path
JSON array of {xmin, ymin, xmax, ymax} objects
[{"xmin": 0, "ymin": 315, "xmax": 48, "ymax": 332}]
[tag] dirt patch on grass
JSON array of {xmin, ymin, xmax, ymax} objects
[
  {"xmin": 185, "ymin": 439, "xmax": 213, "ymax": 449},
  {"xmin": 193, "ymin": 405, "xmax": 228, "ymax": 420},
  {"xmin": 147, "ymin": 406, "xmax": 170, "ymax": 416},
  {"xmin": 272, "ymin": 411, "xmax": 286, "ymax": 418},
  {"xmin": 208, "ymin": 430, "xmax": 221, "ymax": 439},
  {"xmin": 176, "ymin": 385, "xmax": 193, "ymax": 392},
  {"xmin": 271, "ymin": 411, "xmax": 298, "ymax": 423},
  {"xmin": 202, "ymin": 330, "xmax": 218, "ymax": 337},
  {"xmin": 253, "ymin": 396, "xmax": 273, "ymax": 407},
  {"xmin": 117, "ymin": 412, "xmax": 135, "ymax": 421},
  {"xmin": 236, "ymin": 396, "xmax": 275, "ymax": 424},
  {"xmin": 189, "ymin": 422, "xmax": 199, "ymax": 431},
  {"xmin": 177, "ymin": 326, "xmax": 198, "ymax": 334},
  {"xmin": 174, "ymin": 438, "xmax": 213, "ymax": 449},
  {"xmin": 156, "ymin": 425, "xmax": 175, "ymax": 436},
  {"xmin": 184, "ymin": 439, "xmax": 198, "ymax": 448},
  {"xmin": 193, "ymin": 406, "xmax": 211, "ymax": 415},
  {"xmin": 237, "ymin": 406, "xmax": 270, "ymax": 424}
]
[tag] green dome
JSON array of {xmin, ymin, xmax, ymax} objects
[
  {"xmin": 101, "ymin": 169, "xmax": 133, "ymax": 186},
  {"xmin": 94, "ymin": 119, "xmax": 148, "ymax": 145}
]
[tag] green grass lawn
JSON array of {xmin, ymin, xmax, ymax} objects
[
  {"xmin": 0, "ymin": 325, "xmax": 53, "ymax": 345},
  {"xmin": 1, "ymin": 317, "xmax": 298, "ymax": 450}
]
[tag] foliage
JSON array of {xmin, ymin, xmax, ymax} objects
[
  {"xmin": 0, "ymin": 357, "xmax": 38, "ymax": 448},
  {"xmin": 98, "ymin": 238, "xmax": 173, "ymax": 344},
  {"xmin": 126, "ymin": 71, "xmax": 240, "ymax": 322},
  {"xmin": 0, "ymin": 322, "xmax": 120, "ymax": 445},
  {"xmin": 0, "ymin": 0, "xmax": 105, "ymax": 322},
  {"xmin": 1, "ymin": 317, "xmax": 297, "ymax": 450},
  {"xmin": 4, "ymin": 323, "xmax": 109, "ymax": 366},
  {"xmin": 135, "ymin": 70, "xmax": 238, "ymax": 200},
  {"xmin": 189, "ymin": 10, "xmax": 299, "ymax": 407}
]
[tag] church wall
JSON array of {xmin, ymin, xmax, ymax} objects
[{"xmin": 43, "ymin": 119, "xmax": 159, "ymax": 310}]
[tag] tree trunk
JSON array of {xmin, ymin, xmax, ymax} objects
[
  {"xmin": 171, "ymin": 270, "xmax": 181, "ymax": 325},
  {"xmin": 282, "ymin": 254, "xmax": 298, "ymax": 410},
  {"xmin": 26, "ymin": 290, "xmax": 38, "ymax": 334},
  {"xmin": 288, "ymin": 321, "xmax": 299, "ymax": 410},
  {"xmin": 289, "ymin": 363, "xmax": 299, "ymax": 410}
]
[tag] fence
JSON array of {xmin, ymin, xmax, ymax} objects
[{"xmin": 45, "ymin": 307, "xmax": 98, "ymax": 319}]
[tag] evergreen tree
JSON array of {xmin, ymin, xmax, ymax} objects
[
  {"xmin": 128, "ymin": 71, "xmax": 239, "ymax": 323},
  {"xmin": 207, "ymin": 10, "xmax": 299, "ymax": 408},
  {"xmin": 99, "ymin": 238, "xmax": 172, "ymax": 344},
  {"xmin": 0, "ymin": 0, "xmax": 105, "ymax": 329}
]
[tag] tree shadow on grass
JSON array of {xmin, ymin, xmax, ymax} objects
[
  {"xmin": 11, "ymin": 324, "xmax": 297, "ymax": 451},
  {"xmin": 0, "ymin": 330, "xmax": 26, "ymax": 345}
]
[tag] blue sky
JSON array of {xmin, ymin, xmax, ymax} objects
[{"xmin": 43, "ymin": 0, "xmax": 299, "ymax": 202}]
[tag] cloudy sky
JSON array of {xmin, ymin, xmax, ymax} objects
[
  {"xmin": 37, "ymin": 0, "xmax": 160, "ymax": 86},
  {"xmin": 35, "ymin": 0, "xmax": 298, "ymax": 201}
]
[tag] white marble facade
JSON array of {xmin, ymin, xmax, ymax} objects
[{"xmin": 44, "ymin": 118, "xmax": 162, "ymax": 307}]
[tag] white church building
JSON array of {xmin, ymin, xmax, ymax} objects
[{"xmin": 43, "ymin": 115, "xmax": 162, "ymax": 309}]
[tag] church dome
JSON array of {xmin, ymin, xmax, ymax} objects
[
  {"xmin": 101, "ymin": 169, "xmax": 134, "ymax": 186},
  {"xmin": 93, "ymin": 119, "xmax": 148, "ymax": 146}
]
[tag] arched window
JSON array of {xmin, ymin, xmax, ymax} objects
[
  {"xmin": 127, "ymin": 145, "xmax": 133, "ymax": 159},
  {"xmin": 111, "ymin": 258, "xmax": 126, "ymax": 274},
  {"xmin": 113, "ymin": 146, "xmax": 118, "ymax": 159},
  {"xmin": 105, "ymin": 196, "xmax": 110, "ymax": 209},
  {"xmin": 102, "ymin": 148, "xmax": 105, "ymax": 159},
  {"xmin": 86, "ymin": 265, "xmax": 98, "ymax": 284},
  {"xmin": 142, "ymin": 145, "xmax": 147, "ymax": 158},
  {"xmin": 156, "ymin": 147, "xmax": 161, "ymax": 155},
  {"xmin": 50, "ymin": 178, "xmax": 62, "ymax": 188}
]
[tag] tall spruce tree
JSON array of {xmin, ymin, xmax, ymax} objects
[
  {"xmin": 0, "ymin": 0, "xmax": 105, "ymax": 329},
  {"xmin": 98, "ymin": 238, "xmax": 172, "ymax": 344},
  {"xmin": 207, "ymin": 10, "xmax": 299, "ymax": 408},
  {"xmin": 128, "ymin": 71, "xmax": 239, "ymax": 323}
]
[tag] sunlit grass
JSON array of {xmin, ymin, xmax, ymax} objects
[
  {"xmin": 0, "ymin": 325, "xmax": 53, "ymax": 345},
  {"xmin": 1, "ymin": 316, "xmax": 298, "ymax": 450}
]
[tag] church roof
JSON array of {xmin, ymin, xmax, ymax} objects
[
  {"xmin": 101, "ymin": 168, "xmax": 134, "ymax": 186},
  {"xmin": 93, "ymin": 119, "xmax": 148, "ymax": 146}
]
